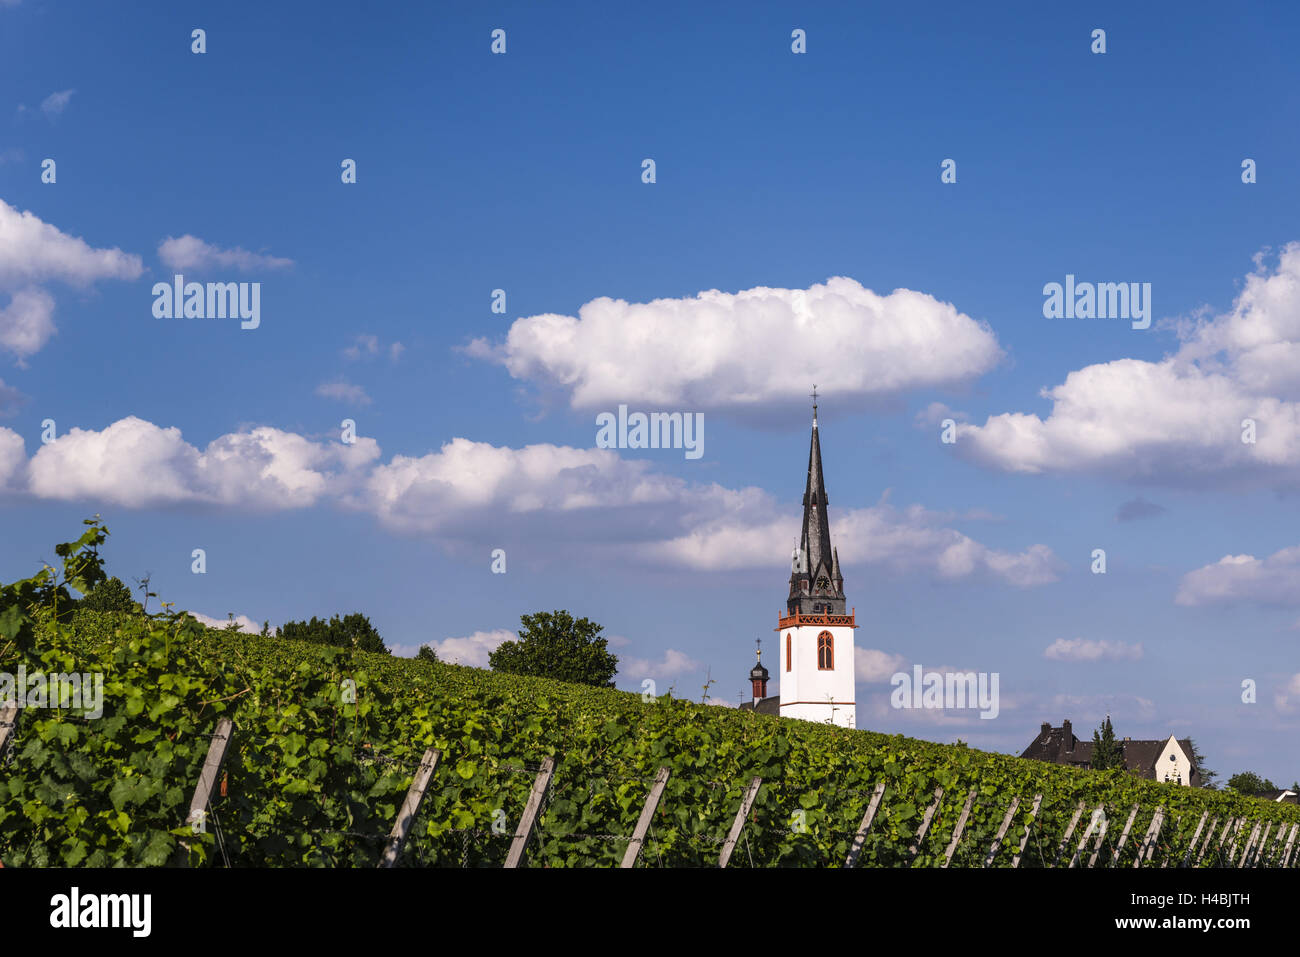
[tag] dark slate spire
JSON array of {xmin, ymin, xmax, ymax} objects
[{"xmin": 788, "ymin": 389, "xmax": 846, "ymax": 615}]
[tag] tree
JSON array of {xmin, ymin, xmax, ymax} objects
[
  {"xmin": 1226, "ymin": 771, "xmax": 1276, "ymax": 795},
  {"xmin": 1090, "ymin": 716, "xmax": 1124, "ymax": 771},
  {"xmin": 80, "ymin": 576, "xmax": 139, "ymax": 613},
  {"xmin": 1186, "ymin": 737, "xmax": 1217, "ymax": 789},
  {"xmin": 416, "ymin": 645, "xmax": 439, "ymax": 663},
  {"xmin": 488, "ymin": 610, "xmax": 618, "ymax": 688},
  {"xmin": 278, "ymin": 612, "xmax": 389, "ymax": 654}
]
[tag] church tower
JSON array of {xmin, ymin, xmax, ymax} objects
[{"xmin": 778, "ymin": 390, "xmax": 856, "ymax": 728}]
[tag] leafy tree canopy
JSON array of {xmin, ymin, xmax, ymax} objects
[
  {"xmin": 416, "ymin": 645, "xmax": 439, "ymax": 663},
  {"xmin": 488, "ymin": 610, "xmax": 618, "ymax": 688},
  {"xmin": 1186, "ymin": 737, "xmax": 1217, "ymax": 789},
  {"xmin": 81, "ymin": 576, "xmax": 140, "ymax": 614},
  {"xmin": 278, "ymin": 612, "xmax": 389, "ymax": 655},
  {"xmin": 1090, "ymin": 716, "xmax": 1125, "ymax": 771},
  {"xmin": 1226, "ymin": 771, "xmax": 1277, "ymax": 795}
]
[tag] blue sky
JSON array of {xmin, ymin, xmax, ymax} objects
[{"xmin": 2, "ymin": 0, "xmax": 1300, "ymax": 785}]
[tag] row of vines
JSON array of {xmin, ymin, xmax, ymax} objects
[{"xmin": 2, "ymin": 523, "xmax": 1298, "ymax": 867}]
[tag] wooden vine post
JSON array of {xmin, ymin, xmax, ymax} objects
[
  {"xmin": 1010, "ymin": 794, "xmax": 1043, "ymax": 869},
  {"xmin": 620, "ymin": 766, "xmax": 671, "ymax": 869},
  {"xmin": 1069, "ymin": 806, "xmax": 1106, "ymax": 869},
  {"xmin": 718, "ymin": 776, "xmax": 762, "ymax": 868},
  {"xmin": 1252, "ymin": 822, "xmax": 1272, "ymax": 868},
  {"xmin": 1133, "ymin": 806, "xmax": 1164, "ymax": 867},
  {"xmin": 178, "ymin": 717, "xmax": 234, "ymax": 866},
  {"xmin": 941, "ymin": 788, "xmax": 977, "ymax": 868},
  {"xmin": 1281, "ymin": 823, "xmax": 1299, "ymax": 867},
  {"xmin": 0, "ymin": 704, "xmax": 17, "ymax": 759},
  {"xmin": 1237, "ymin": 823, "xmax": 1261, "ymax": 868},
  {"xmin": 1055, "ymin": 801, "xmax": 1087, "ymax": 865},
  {"xmin": 1193, "ymin": 817, "xmax": 1221, "ymax": 867},
  {"xmin": 1109, "ymin": 804, "xmax": 1140, "ymax": 866},
  {"xmin": 504, "ymin": 756, "xmax": 555, "ymax": 869},
  {"xmin": 1085, "ymin": 812, "xmax": 1110, "ymax": 869},
  {"xmin": 844, "ymin": 781, "xmax": 886, "ymax": 868},
  {"xmin": 906, "ymin": 787, "xmax": 944, "ymax": 863},
  {"xmin": 378, "ymin": 748, "xmax": 440, "ymax": 868},
  {"xmin": 1225, "ymin": 818, "xmax": 1245, "ymax": 862},
  {"xmin": 983, "ymin": 795, "xmax": 1020, "ymax": 868},
  {"xmin": 1181, "ymin": 811, "xmax": 1209, "ymax": 867}
]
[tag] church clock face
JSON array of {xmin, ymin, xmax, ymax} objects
[{"xmin": 816, "ymin": 576, "xmax": 830, "ymax": 590}]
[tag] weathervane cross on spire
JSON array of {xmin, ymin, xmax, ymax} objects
[{"xmin": 810, "ymin": 385, "xmax": 819, "ymax": 424}]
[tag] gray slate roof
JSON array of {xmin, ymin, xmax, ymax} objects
[{"xmin": 1021, "ymin": 720, "xmax": 1201, "ymax": 786}]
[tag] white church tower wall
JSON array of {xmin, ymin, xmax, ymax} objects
[{"xmin": 775, "ymin": 391, "xmax": 856, "ymax": 729}]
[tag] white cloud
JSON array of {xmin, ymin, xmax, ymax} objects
[
  {"xmin": 0, "ymin": 200, "xmax": 143, "ymax": 361},
  {"xmin": 357, "ymin": 439, "xmax": 1054, "ymax": 586},
  {"xmin": 0, "ymin": 377, "xmax": 27, "ymax": 416},
  {"xmin": 25, "ymin": 416, "xmax": 380, "ymax": 508},
  {"xmin": 343, "ymin": 334, "xmax": 404, "ymax": 362},
  {"xmin": 468, "ymin": 276, "xmax": 1003, "ymax": 411},
  {"xmin": 914, "ymin": 401, "xmax": 967, "ymax": 426},
  {"xmin": 623, "ymin": 648, "xmax": 701, "ymax": 679},
  {"xmin": 856, "ymin": 649, "xmax": 907, "ymax": 682},
  {"xmin": 419, "ymin": 629, "xmax": 514, "ymax": 668},
  {"xmin": 315, "ymin": 380, "xmax": 372, "ymax": 405},
  {"xmin": 359, "ymin": 437, "xmax": 687, "ymax": 535},
  {"xmin": 959, "ymin": 244, "xmax": 1300, "ymax": 486},
  {"xmin": 157, "ymin": 235, "xmax": 293, "ymax": 272},
  {"xmin": 0, "ymin": 426, "xmax": 24, "ymax": 489},
  {"xmin": 1175, "ymin": 546, "xmax": 1300, "ymax": 607},
  {"xmin": 40, "ymin": 89, "xmax": 74, "ymax": 117},
  {"xmin": 187, "ymin": 611, "xmax": 264, "ymax": 634},
  {"xmin": 1043, "ymin": 638, "xmax": 1144, "ymax": 662},
  {"xmin": 642, "ymin": 498, "xmax": 1061, "ymax": 587},
  {"xmin": 1274, "ymin": 674, "xmax": 1300, "ymax": 713},
  {"xmin": 0, "ymin": 287, "xmax": 55, "ymax": 358},
  {"xmin": 1047, "ymin": 693, "xmax": 1157, "ymax": 722},
  {"xmin": 0, "ymin": 200, "xmax": 142, "ymax": 288},
  {"xmin": 2, "ymin": 415, "xmax": 1051, "ymax": 588}
]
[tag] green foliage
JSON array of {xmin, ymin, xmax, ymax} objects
[
  {"xmin": 3, "ymin": 524, "xmax": 1299, "ymax": 869},
  {"xmin": 1090, "ymin": 716, "xmax": 1124, "ymax": 771},
  {"xmin": 1227, "ymin": 771, "xmax": 1277, "ymax": 795},
  {"xmin": 1187, "ymin": 737, "xmax": 1216, "ymax": 789},
  {"xmin": 488, "ymin": 610, "xmax": 617, "ymax": 688},
  {"xmin": 415, "ymin": 645, "xmax": 439, "ymax": 663},
  {"xmin": 80, "ymin": 577, "xmax": 139, "ymax": 614},
  {"xmin": 0, "ymin": 517, "xmax": 108, "ymax": 654},
  {"xmin": 278, "ymin": 613, "xmax": 389, "ymax": 655}
]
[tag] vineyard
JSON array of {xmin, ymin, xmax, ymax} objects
[{"xmin": 2, "ymin": 524, "xmax": 1299, "ymax": 868}]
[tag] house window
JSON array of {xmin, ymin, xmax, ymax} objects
[
  {"xmin": 817, "ymin": 631, "xmax": 833, "ymax": 670},
  {"xmin": 786, "ymin": 633, "xmax": 792, "ymax": 672}
]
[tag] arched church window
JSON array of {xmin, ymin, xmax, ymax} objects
[
  {"xmin": 786, "ymin": 633, "xmax": 792, "ymax": 672},
  {"xmin": 817, "ymin": 631, "xmax": 833, "ymax": 670}
]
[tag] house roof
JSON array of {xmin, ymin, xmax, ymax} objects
[
  {"xmin": 1254, "ymin": 789, "xmax": 1299, "ymax": 804},
  {"xmin": 738, "ymin": 695, "xmax": 781, "ymax": 717},
  {"xmin": 1021, "ymin": 722, "xmax": 1198, "ymax": 782}
]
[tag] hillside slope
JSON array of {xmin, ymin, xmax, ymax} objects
[{"xmin": 2, "ymin": 607, "xmax": 1296, "ymax": 867}]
